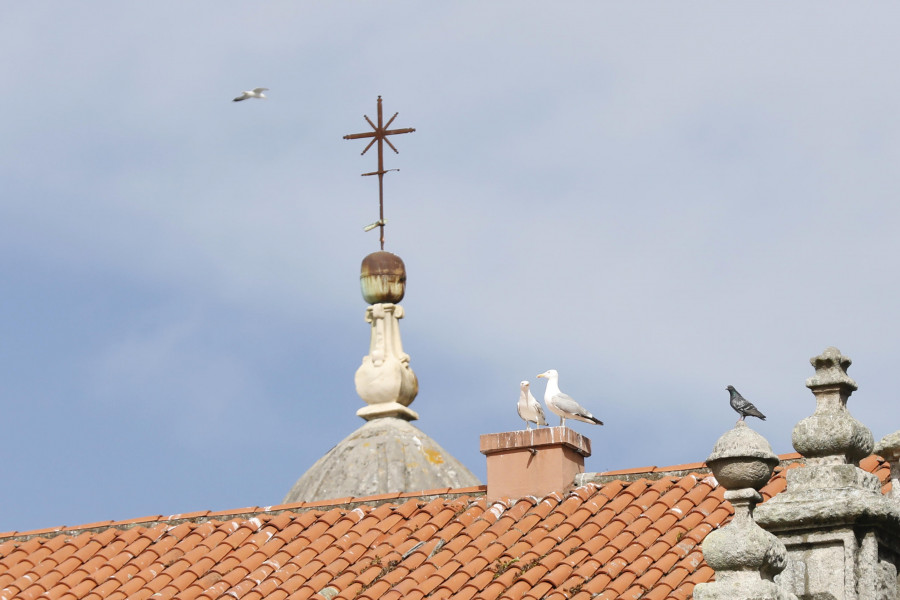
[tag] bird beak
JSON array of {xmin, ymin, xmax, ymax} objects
[{"xmin": 537, "ymin": 374, "xmax": 545, "ymax": 379}]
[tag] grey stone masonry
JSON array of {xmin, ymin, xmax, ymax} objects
[
  {"xmin": 875, "ymin": 431, "xmax": 900, "ymax": 502},
  {"xmin": 753, "ymin": 347, "xmax": 900, "ymax": 600},
  {"xmin": 694, "ymin": 422, "xmax": 796, "ymax": 600}
]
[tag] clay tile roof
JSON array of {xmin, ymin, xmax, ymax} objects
[{"xmin": 0, "ymin": 454, "xmax": 891, "ymax": 600}]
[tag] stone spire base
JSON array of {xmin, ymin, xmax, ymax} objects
[
  {"xmin": 357, "ymin": 401, "xmax": 419, "ymax": 421},
  {"xmin": 754, "ymin": 347, "xmax": 900, "ymax": 600}
]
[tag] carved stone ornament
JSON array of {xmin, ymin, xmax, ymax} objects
[
  {"xmin": 706, "ymin": 421, "xmax": 780, "ymax": 491},
  {"xmin": 792, "ymin": 347, "xmax": 873, "ymax": 466},
  {"xmin": 754, "ymin": 347, "xmax": 900, "ymax": 600},
  {"xmin": 875, "ymin": 431, "xmax": 900, "ymax": 501},
  {"xmin": 695, "ymin": 423, "xmax": 794, "ymax": 600},
  {"xmin": 354, "ymin": 303, "xmax": 419, "ymax": 421}
]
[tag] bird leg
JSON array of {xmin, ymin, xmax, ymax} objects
[{"xmin": 559, "ymin": 417, "xmax": 566, "ymax": 427}]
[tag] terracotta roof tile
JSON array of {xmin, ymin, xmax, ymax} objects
[
  {"xmin": 0, "ymin": 454, "xmax": 888, "ymax": 600},
  {"xmin": 634, "ymin": 565, "xmax": 664, "ymax": 592},
  {"xmin": 540, "ymin": 563, "xmax": 574, "ymax": 588},
  {"xmin": 499, "ymin": 579, "xmax": 534, "ymax": 600},
  {"xmin": 426, "ymin": 587, "xmax": 453, "ymax": 600},
  {"xmin": 687, "ymin": 564, "xmax": 716, "ymax": 585},
  {"xmin": 598, "ymin": 517, "xmax": 628, "ymax": 540},
  {"xmin": 479, "ymin": 571, "xmax": 518, "ymax": 599},
  {"xmin": 621, "ymin": 583, "xmax": 648, "ymax": 600},
  {"xmin": 644, "ymin": 581, "xmax": 675, "ymax": 600},
  {"xmin": 618, "ymin": 543, "xmax": 645, "ymax": 565},
  {"xmin": 606, "ymin": 570, "xmax": 638, "ymax": 595},
  {"xmin": 520, "ymin": 580, "xmax": 553, "ymax": 600},
  {"xmin": 670, "ymin": 474, "xmax": 700, "ymax": 492},
  {"xmin": 457, "ymin": 568, "xmax": 495, "ymax": 593},
  {"xmin": 418, "ymin": 572, "xmax": 451, "ymax": 597}
]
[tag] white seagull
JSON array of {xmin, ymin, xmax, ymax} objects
[
  {"xmin": 233, "ymin": 87, "xmax": 269, "ymax": 102},
  {"xmin": 536, "ymin": 369, "xmax": 604, "ymax": 427},
  {"xmin": 517, "ymin": 381, "xmax": 548, "ymax": 430}
]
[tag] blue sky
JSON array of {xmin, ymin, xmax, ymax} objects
[{"xmin": 2, "ymin": 3, "xmax": 899, "ymax": 533}]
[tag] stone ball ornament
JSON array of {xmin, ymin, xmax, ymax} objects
[
  {"xmin": 700, "ymin": 488, "xmax": 788, "ymax": 574},
  {"xmin": 695, "ymin": 420, "xmax": 791, "ymax": 600},
  {"xmin": 792, "ymin": 346, "xmax": 874, "ymax": 464},
  {"xmin": 706, "ymin": 421, "xmax": 779, "ymax": 491},
  {"xmin": 792, "ymin": 412, "xmax": 874, "ymax": 463},
  {"xmin": 875, "ymin": 430, "xmax": 900, "ymax": 461}
]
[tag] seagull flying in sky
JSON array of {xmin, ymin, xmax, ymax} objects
[
  {"xmin": 536, "ymin": 369, "xmax": 604, "ymax": 427},
  {"xmin": 727, "ymin": 385, "xmax": 766, "ymax": 421},
  {"xmin": 517, "ymin": 381, "xmax": 548, "ymax": 430},
  {"xmin": 233, "ymin": 88, "xmax": 269, "ymax": 102}
]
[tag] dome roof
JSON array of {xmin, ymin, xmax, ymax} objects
[{"xmin": 283, "ymin": 417, "xmax": 481, "ymax": 504}]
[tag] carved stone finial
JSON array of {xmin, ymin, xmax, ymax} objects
[
  {"xmin": 793, "ymin": 347, "xmax": 873, "ymax": 466},
  {"xmin": 354, "ymin": 303, "xmax": 418, "ymax": 421},
  {"xmin": 754, "ymin": 349, "xmax": 900, "ymax": 600},
  {"xmin": 706, "ymin": 421, "xmax": 780, "ymax": 491},
  {"xmin": 354, "ymin": 251, "xmax": 417, "ymax": 421},
  {"xmin": 805, "ymin": 346, "xmax": 857, "ymax": 392},
  {"xmin": 874, "ymin": 431, "xmax": 900, "ymax": 500},
  {"xmin": 695, "ymin": 422, "xmax": 793, "ymax": 600}
]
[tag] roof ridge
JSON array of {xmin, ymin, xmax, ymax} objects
[
  {"xmin": 577, "ymin": 452, "xmax": 804, "ymax": 486},
  {"xmin": 0, "ymin": 454, "xmax": 807, "ymax": 542},
  {"xmin": 0, "ymin": 487, "xmax": 488, "ymax": 542}
]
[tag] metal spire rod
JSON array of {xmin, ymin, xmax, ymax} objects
[{"xmin": 343, "ymin": 96, "xmax": 416, "ymax": 250}]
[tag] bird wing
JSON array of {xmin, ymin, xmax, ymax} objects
[
  {"xmin": 233, "ymin": 93, "xmax": 249, "ymax": 101},
  {"xmin": 252, "ymin": 88, "xmax": 269, "ymax": 93},
  {"xmin": 552, "ymin": 392, "xmax": 603, "ymax": 425},
  {"xmin": 732, "ymin": 396, "xmax": 752, "ymax": 412},
  {"xmin": 741, "ymin": 399, "xmax": 766, "ymax": 418},
  {"xmin": 516, "ymin": 396, "xmax": 529, "ymax": 421},
  {"xmin": 551, "ymin": 393, "xmax": 590, "ymax": 417},
  {"xmin": 544, "ymin": 397, "xmax": 566, "ymax": 420},
  {"xmin": 529, "ymin": 393, "xmax": 548, "ymax": 425}
]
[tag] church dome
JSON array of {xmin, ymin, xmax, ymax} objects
[{"xmin": 283, "ymin": 417, "xmax": 480, "ymax": 503}]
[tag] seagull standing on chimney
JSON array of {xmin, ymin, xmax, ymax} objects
[
  {"xmin": 537, "ymin": 369, "xmax": 604, "ymax": 427},
  {"xmin": 517, "ymin": 381, "xmax": 548, "ymax": 430}
]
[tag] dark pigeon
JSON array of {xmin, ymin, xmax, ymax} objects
[{"xmin": 726, "ymin": 385, "xmax": 766, "ymax": 421}]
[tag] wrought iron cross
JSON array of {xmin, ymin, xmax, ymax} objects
[{"xmin": 343, "ymin": 96, "xmax": 416, "ymax": 250}]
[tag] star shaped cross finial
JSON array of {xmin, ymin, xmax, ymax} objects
[{"xmin": 343, "ymin": 96, "xmax": 416, "ymax": 250}]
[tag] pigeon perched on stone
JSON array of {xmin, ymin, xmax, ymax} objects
[
  {"xmin": 537, "ymin": 369, "xmax": 604, "ymax": 427},
  {"xmin": 517, "ymin": 381, "xmax": 548, "ymax": 430},
  {"xmin": 233, "ymin": 87, "xmax": 269, "ymax": 102},
  {"xmin": 727, "ymin": 385, "xmax": 766, "ymax": 421}
]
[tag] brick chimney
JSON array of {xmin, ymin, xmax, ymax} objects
[{"xmin": 479, "ymin": 427, "xmax": 591, "ymax": 501}]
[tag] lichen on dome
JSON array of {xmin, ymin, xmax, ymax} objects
[{"xmin": 283, "ymin": 417, "xmax": 480, "ymax": 504}]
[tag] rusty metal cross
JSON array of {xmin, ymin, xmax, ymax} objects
[{"xmin": 343, "ymin": 96, "xmax": 416, "ymax": 250}]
